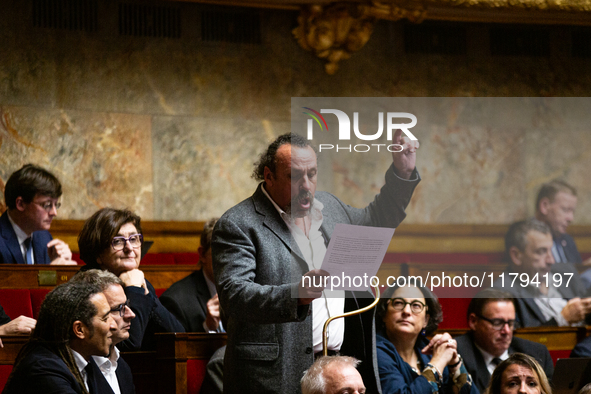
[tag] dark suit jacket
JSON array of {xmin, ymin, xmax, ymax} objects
[
  {"xmin": 77, "ymin": 266, "xmax": 185, "ymax": 351},
  {"xmin": 160, "ymin": 270, "xmax": 212, "ymax": 332},
  {"xmin": 3, "ymin": 344, "xmax": 85, "ymax": 394},
  {"xmin": 213, "ymin": 164, "xmax": 419, "ymax": 394},
  {"xmin": 0, "ymin": 303, "xmax": 11, "ymax": 325},
  {"xmin": 0, "ymin": 211, "xmax": 53, "ymax": 265},
  {"xmin": 493, "ymin": 263, "xmax": 590, "ymax": 327},
  {"xmin": 88, "ymin": 352, "xmax": 135, "ymax": 394},
  {"xmin": 571, "ymin": 335, "xmax": 591, "ymax": 358},
  {"xmin": 456, "ymin": 332, "xmax": 554, "ymax": 393},
  {"xmin": 554, "ymin": 233, "xmax": 582, "ymax": 264}
]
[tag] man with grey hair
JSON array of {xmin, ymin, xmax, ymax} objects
[
  {"xmin": 70, "ymin": 269, "xmax": 136, "ymax": 394},
  {"xmin": 301, "ymin": 356, "xmax": 365, "ymax": 394},
  {"xmin": 494, "ymin": 218, "xmax": 591, "ymax": 327}
]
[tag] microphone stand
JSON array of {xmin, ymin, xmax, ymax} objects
[{"xmin": 321, "ymin": 285, "xmax": 381, "ymax": 357}]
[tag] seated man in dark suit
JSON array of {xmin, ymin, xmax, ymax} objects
[
  {"xmin": 160, "ymin": 218, "xmax": 222, "ymax": 333},
  {"xmin": 570, "ymin": 335, "xmax": 591, "ymax": 358},
  {"xmin": 493, "ymin": 219, "xmax": 591, "ymax": 327},
  {"xmin": 3, "ymin": 281, "xmax": 117, "ymax": 394},
  {"xmin": 71, "ymin": 269, "xmax": 137, "ymax": 394},
  {"xmin": 160, "ymin": 218, "xmax": 225, "ymax": 394},
  {"xmin": 0, "ymin": 164, "xmax": 74, "ymax": 265},
  {"xmin": 456, "ymin": 289, "xmax": 554, "ymax": 393},
  {"xmin": 535, "ymin": 180, "xmax": 591, "ymax": 287}
]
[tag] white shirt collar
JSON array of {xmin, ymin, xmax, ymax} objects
[
  {"xmin": 474, "ymin": 341, "xmax": 509, "ymax": 367},
  {"xmin": 203, "ymin": 273, "xmax": 217, "ymax": 299},
  {"xmin": 92, "ymin": 346, "xmax": 120, "ymax": 373},
  {"xmin": 70, "ymin": 348, "xmax": 89, "ymax": 391}
]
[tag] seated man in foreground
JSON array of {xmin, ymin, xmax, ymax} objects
[
  {"xmin": 0, "ymin": 164, "xmax": 74, "ymax": 265},
  {"xmin": 70, "ymin": 269, "xmax": 137, "ymax": 394},
  {"xmin": 3, "ymin": 281, "xmax": 117, "ymax": 394},
  {"xmin": 493, "ymin": 218, "xmax": 591, "ymax": 327},
  {"xmin": 456, "ymin": 289, "xmax": 553, "ymax": 393},
  {"xmin": 301, "ymin": 356, "xmax": 366, "ymax": 394}
]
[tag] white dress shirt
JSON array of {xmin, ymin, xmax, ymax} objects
[
  {"xmin": 474, "ymin": 343, "xmax": 509, "ymax": 376},
  {"xmin": 92, "ymin": 347, "xmax": 122, "ymax": 394},
  {"xmin": 262, "ymin": 186, "xmax": 345, "ymax": 353}
]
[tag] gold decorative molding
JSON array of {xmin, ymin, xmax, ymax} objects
[
  {"xmin": 292, "ymin": 4, "xmax": 379, "ymax": 75},
  {"xmin": 288, "ymin": 0, "xmax": 591, "ymax": 73},
  {"xmin": 424, "ymin": 0, "xmax": 591, "ymax": 11}
]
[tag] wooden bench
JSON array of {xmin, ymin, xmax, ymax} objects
[{"xmin": 0, "ymin": 265, "xmax": 197, "ymax": 290}]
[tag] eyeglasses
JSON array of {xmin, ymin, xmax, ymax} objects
[
  {"xmin": 389, "ymin": 298, "xmax": 426, "ymax": 314},
  {"xmin": 111, "ymin": 234, "xmax": 143, "ymax": 250},
  {"xmin": 110, "ymin": 300, "xmax": 130, "ymax": 317},
  {"xmin": 34, "ymin": 201, "xmax": 61, "ymax": 212},
  {"xmin": 477, "ymin": 314, "xmax": 519, "ymax": 330}
]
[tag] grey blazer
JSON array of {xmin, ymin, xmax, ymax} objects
[{"xmin": 212, "ymin": 164, "xmax": 419, "ymax": 394}]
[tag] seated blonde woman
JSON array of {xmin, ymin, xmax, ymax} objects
[{"xmin": 486, "ymin": 353, "xmax": 551, "ymax": 394}]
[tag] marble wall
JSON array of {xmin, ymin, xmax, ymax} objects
[{"xmin": 1, "ymin": 1, "xmax": 590, "ymax": 223}]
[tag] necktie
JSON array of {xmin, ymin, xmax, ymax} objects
[
  {"xmin": 85, "ymin": 362, "xmax": 95, "ymax": 394},
  {"xmin": 492, "ymin": 357, "xmax": 502, "ymax": 367},
  {"xmin": 23, "ymin": 237, "xmax": 33, "ymax": 265}
]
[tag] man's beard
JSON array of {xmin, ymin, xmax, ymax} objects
[{"xmin": 284, "ymin": 190, "xmax": 314, "ymax": 219}]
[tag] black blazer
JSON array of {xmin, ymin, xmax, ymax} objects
[
  {"xmin": 0, "ymin": 303, "xmax": 11, "ymax": 325},
  {"xmin": 554, "ymin": 233, "xmax": 582, "ymax": 264},
  {"xmin": 77, "ymin": 266, "xmax": 185, "ymax": 351},
  {"xmin": 160, "ymin": 270, "xmax": 212, "ymax": 332},
  {"xmin": 0, "ymin": 211, "xmax": 53, "ymax": 265},
  {"xmin": 3, "ymin": 344, "xmax": 85, "ymax": 394},
  {"xmin": 88, "ymin": 353, "xmax": 135, "ymax": 394},
  {"xmin": 457, "ymin": 332, "xmax": 554, "ymax": 393},
  {"xmin": 571, "ymin": 335, "xmax": 591, "ymax": 358}
]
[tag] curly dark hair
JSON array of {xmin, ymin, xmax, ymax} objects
[
  {"xmin": 252, "ymin": 133, "xmax": 316, "ymax": 181},
  {"xmin": 6, "ymin": 281, "xmax": 103, "ymax": 394},
  {"xmin": 376, "ymin": 285, "xmax": 443, "ymax": 336}
]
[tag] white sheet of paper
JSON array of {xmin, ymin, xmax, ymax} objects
[{"xmin": 320, "ymin": 223, "xmax": 395, "ymax": 291}]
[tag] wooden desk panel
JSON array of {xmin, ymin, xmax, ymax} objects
[
  {"xmin": 0, "ymin": 265, "xmax": 196, "ymax": 290},
  {"xmin": 442, "ymin": 327, "xmax": 585, "ymax": 350}
]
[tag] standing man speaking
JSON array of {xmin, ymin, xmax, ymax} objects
[{"xmin": 213, "ymin": 131, "xmax": 419, "ymax": 393}]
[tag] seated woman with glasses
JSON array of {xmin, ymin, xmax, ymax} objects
[
  {"xmin": 376, "ymin": 285, "xmax": 478, "ymax": 394},
  {"xmin": 77, "ymin": 208, "xmax": 184, "ymax": 351},
  {"xmin": 486, "ymin": 353, "xmax": 551, "ymax": 394}
]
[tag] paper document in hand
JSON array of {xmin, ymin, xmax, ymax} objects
[{"xmin": 320, "ymin": 223, "xmax": 394, "ymax": 291}]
